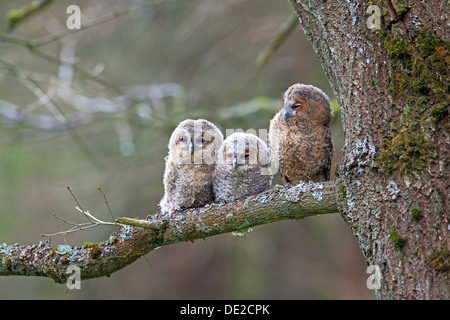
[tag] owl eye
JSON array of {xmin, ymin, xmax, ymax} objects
[
  {"xmin": 178, "ymin": 136, "xmax": 187, "ymax": 143},
  {"xmin": 196, "ymin": 136, "xmax": 210, "ymax": 145},
  {"xmin": 244, "ymin": 153, "xmax": 250, "ymax": 159},
  {"xmin": 292, "ymin": 103, "xmax": 304, "ymax": 111},
  {"xmin": 292, "ymin": 102, "xmax": 307, "ymax": 115}
]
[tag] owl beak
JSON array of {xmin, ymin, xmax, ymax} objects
[
  {"xmin": 189, "ymin": 141, "xmax": 195, "ymax": 155},
  {"xmin": 283, "ymin": 108, "xmax": 295, "ymax": 121},
  {"xmin": 232, "ymin": 157, "xmax": 238, "ymax": 170}
]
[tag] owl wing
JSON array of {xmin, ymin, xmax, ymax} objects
[
  {"xmin": 309, "ymin": 125, "xmax": 333, "ymax": 182},
  {"xmin": 160, "ymin": 160, "xmax": 182, "ymax": 212}
]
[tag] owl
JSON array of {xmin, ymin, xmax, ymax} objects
[
  {"xmin": 268, "ymin": 83, "xmax": 333, "ymax": 185},
  {"xmin": 159, "ymin": 119, "xmax": 224, "ymax": 214},
  {"xmin": 213, "ymin": 132, "xmax": 272, "ymax": 203}
]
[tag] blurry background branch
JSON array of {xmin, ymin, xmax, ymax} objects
[
  {"xmin": 0, "ymin": 1, "xmax": 183, "ymax": 142},
  {"xmin": 4, "ymin": 0, "xmax": 55, "ymax": 31},
  {"xmin": 0, "ymin": 181, "xmax": 338, "ymax": 283},
  {"xmin": 255, "ymin": 13, "xmax": 298, "ymax": 68},
  {"xmin": 3, "ymin": 0, "xmax": 171, "ymax": 35}
]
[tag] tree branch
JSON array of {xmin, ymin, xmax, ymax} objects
[{"xmin": 0, "ymin": 180, "xmax": 339, "ymax": 283}]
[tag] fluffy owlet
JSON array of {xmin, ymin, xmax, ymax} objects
[
  {"xmin": 213, "ymin": 132, "xmax": 272, "ymax": 203},
  {"xmin": 269, "ymin": 83, "xmax": 333, "ymax": 185},
  {"xmin": 159, "ymin": 119, "xmax": 224, "ymax": 214}
]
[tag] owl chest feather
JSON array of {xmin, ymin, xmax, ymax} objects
[
  {"xmin": 167, "ymin": 161, "xmax": 215, "ymax": 207},
  {"xmin": 213, "ymin": 165, "xmax": 271, "ymax": 202},
  {"xmin": 274, "ymin": 119, "xmax": 332, "ymax": 182}
]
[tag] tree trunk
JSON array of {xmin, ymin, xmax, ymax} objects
[{"xmin": 288, "ymin": 0, "xmax": 449, "ymax": 299}]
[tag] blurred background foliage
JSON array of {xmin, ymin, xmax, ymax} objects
[{"xmin": 0, "ymin": 0, "xmax": 373, "ymax": 299}]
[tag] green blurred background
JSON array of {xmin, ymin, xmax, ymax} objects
[{"xmin": 0, "ymin": 0, "xmax": 373, "ymax": 299}]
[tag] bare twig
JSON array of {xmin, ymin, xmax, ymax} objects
[
  {"xmin": 66, "ymin": 186, "xmax": 91, "ymax": 223},
  {"xmin": 42, "ymin": 209, "xmax": 110, "ymax": 237},
  {"xmin": 75, "ymin": 207, "xmax": 118, "ymax": 227},
  {"xmin": 41, "ymin": 207, "xmax": 121, "ymax": 238},
  {"xmin": 41, "ymin": 187, "xmax": 123, "ymax": 238},
  {"xmin": 52, "ymin": 211, "xmax": 67, "ymax": 244},
  {"xmin": 98, "ymin": 186, "xmax": 115, "ymax": 222}
]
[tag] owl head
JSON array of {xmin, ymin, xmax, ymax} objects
[
  {"xmin": 281, "ymin": 83, "xmax": 332, "ymax": 125},
  {"xmin": 168, "ymin": 119, "xmax": 223, "ymax": 165},
  {"xmin": 217, "ymin": 132, "xmax": 270, "ymax": 171}
]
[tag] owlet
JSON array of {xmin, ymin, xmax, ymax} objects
[
  {"xmin": 269, "ymin": 83, "xmax": 333, "ymax": 185},
  {"xmin": 213, "ymin": 132, "xmax": 272, "ymax": 203},
  {"xmin": 159, "ymin": 119, "xmax": 224, "ymax": 214}
]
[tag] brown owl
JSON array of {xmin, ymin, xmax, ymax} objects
[
  {"xmin": 159, "ymin": 119, "xmax": 224, "ymax": 214},
  {"xmin": 268, "ymin": 83, "xmax": 333, "ymax": 185}
]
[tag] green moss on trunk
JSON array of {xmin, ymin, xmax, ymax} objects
[
  {"xmin": 390, "ymin": 228, "xmax": 407, "ymax": 250},
  {"xmin": 429, "ymin": 246, "xmax": 450, "ymax": 272},
  {"xmin": 378, "ymin": 30, "xmax": 449, "ymax": 176}
]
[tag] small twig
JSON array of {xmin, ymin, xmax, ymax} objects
[
  {"xmin": 97, "ymin": 186, "xmax": 115, "ymax": 222},
  {"xmin": 42, "ymin": 212, "xmax": 101, "ymax": 237},
  {"xmin": 41, "ymin": 223, "xmax": 98, "ymax": 237},
  {"xmin": 66, "ymin": 186, "xmax": 92, "ymax": 223},
  {"xmin": 52, "ymin": 211, "xmax": 67, "ymax": 244},
  {"xmin": 75, "ymin": 207, "xmax": 118, "ymax": 226},
  {"xmin": 41, "ymin": 187, "xmax": 124, "ymax": 238},
  {"xmin": 41, "ymin": 209, "xmax": 121, "ymax": 238}
]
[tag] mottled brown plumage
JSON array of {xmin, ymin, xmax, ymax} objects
[{"xmin": 269, "ymin": 83, "xmax": 333, "ymax": 185}]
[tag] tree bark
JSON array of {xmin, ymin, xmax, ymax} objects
[{"xmin": 288, "ymin": 0, "xmax": 449, "ymax": 299}]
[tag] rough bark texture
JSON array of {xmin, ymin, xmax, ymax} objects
[
  {"xmin": 288, "ymin": 0, "xmax": 449, "ymax": 299},
  {"xmin": 0, "ymin": 181, "xmax": 338, "ymax": 283}
]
